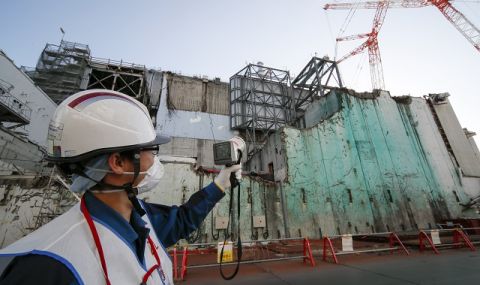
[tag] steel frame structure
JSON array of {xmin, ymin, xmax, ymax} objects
[
  {"xmin": 292, "ymin": 57, "xmax": 343, "ymax": 112},
  {"xmin": 230, "ymin": 58, "xmax": 343, "ymax": 160},
  {"xmin": 28, "ymin": 40, "xmax": 148, "ymax": 104},
  {"xmin": 230, "ymin": 63, "xmax": 292, "ymax": 159},
  {"xmin": 87, "ymin": 57, "xmax": 147, "ymax": 100},
  {"xmin": 28, "ymin": 41, "xmax": 90, "ymax": 104}
]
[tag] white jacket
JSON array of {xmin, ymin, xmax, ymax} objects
[{"xmin": 0, "ymin": 202, "xmax": 173, "ymax": 285}]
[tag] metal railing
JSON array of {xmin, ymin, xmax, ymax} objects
[
  {"xmin": 461, "ymin": 227, "xmax": 480, "ymax": 245},
  {"xmin": 89, "ymin": 57, "xmax": 146, "ymax": 70},
  {"xmin": 418, "ymin": 228, "xmax": 476, "ymax": 254},
  {"xmin": 0, "ymin": 87, "xmax": 32, "ymax": 123},
  {"xmin": 322, "ymin": 231, "xmax": 409, "ymax": 264},
  {"xmin": 173, "ymin": 237, "xmax": 315, "ymax": 281}
]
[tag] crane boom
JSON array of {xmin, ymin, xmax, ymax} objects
[
  {"xmin": 431, "ymin": 0, "xmax": 480, "ymax": 51},
  {"xmin": 336, "ymin": 1, "xmax": 389, "ymax": 89},
  {"xmin": 324, "ymin": 0, "xmax": 429, "ymax": 9},
  {"xmin": 324, "ymin": 0, "xmax": 480, "ymax": 51}
]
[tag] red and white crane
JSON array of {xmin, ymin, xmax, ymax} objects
[{"xmin": 324, "ymin": 0, "xmax": 480, "ymax": 90}]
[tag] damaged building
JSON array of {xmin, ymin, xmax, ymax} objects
[{"xmin": 0, "ymin": 41, "xmax": 479, "ymax": 248}]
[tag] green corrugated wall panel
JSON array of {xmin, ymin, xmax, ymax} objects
[
  {"xmin": 280, "ymin": 91, "xmax": 470, "ymax": 237},
  {"xmin": 350, "ymin": 97, "xmax": 401, "ymax": 232},
  {"xmin": 201, "ymin": 90, "xmax": 474, "ymax": 243},
  {"xmin": 344, "ymin": 96, "xmax": 396, "ymax": 233},
  {"xmin": 371, "ymin": 95, "xmax": 436, "ymax": 229}
]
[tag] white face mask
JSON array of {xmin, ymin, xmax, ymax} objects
[
  {"xmin": 135, "ymin": 156, "xmax": 164, "ymax": 194},
  {"xmin": 86, "ymin": 156, "xmax": 164, "ymax": 194}
]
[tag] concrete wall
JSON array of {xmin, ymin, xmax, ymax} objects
[
  {"xmin": 145, "ymin": 70, "xmax": 164, "ymax": 123},
  {"xmin": 248, "ymin": 132, "xmax": 287, "ymax": 181},
  {"xmin": 304, "ymin": 91, "xmax": 342, "ymax": 128},
  {"xmin": 278, "ymin": 90, "xmax": 476, "ymax": 238},
  {"xmin": 156, "ymin": 74, "xmax": 234, "ymax": 142},
  {"xmin": 0, "ymin": 182, "xmax": 77, "ymax": 248},
  {"xmin": 432, "ymin": 96, "xmax": 480, "ymax": 177},
  {"xmin": 0, "ymin": 185, "xmax": 42, "ymax": 248},
  {"xmin": 2, "ymin": 86, "xmax": 479, "ymax": 247},
  {"xmin": 138, "ymin": 161, "xmax": 281, "ymax": 244},
  {"xmin": 165, "ymin": 73, "xmax": 229, "ymax": 115},
  {"xmin": 398, "ymin": 97, "xmax": 472, "ymax": 218},
  {"xmin": 0, "ymin": 51, "xmax": 57, "ymax": 148},
  {"xmin": 158, "ymin": 137, "xmax": 217, "ymax": 167},
  {"xmin": 463, "ymin": 177, "xmax": 480, "ymax": 200},
  {"xmin": 0, "ymin": 127, "xmax": 47, "ymax": 174},
  {"xmin": 465, "ymin": 129, "xmax": 480, "ymax": 168}
]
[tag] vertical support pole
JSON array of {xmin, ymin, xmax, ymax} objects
[
  {"xmin": 391, "ymin": 232, "xmax": 409, "ymax": 255},
  {"xmin": 389, "ymin": 232, "xmax": 394, "ymax": 254},
  {"xmin": 180, "ymin": 246, "xmax": 188, "ymax": 280},
  {"xmin": 457, "ymin": 229, "xmax": 476, "ymax": 251},
  {"xmin": 173, "ymin": 247, "xmax": 178, "ymax": 280},
  {"xmin": 303, "ymin": 237, "xmax": 316, "ymax": 266},
  {"xmin": 419, "ymin": 231, "xmax": 439, "ymax": 254},
  {"xmin": 322, "ymin": 237, "xmax": 338, "ymax": 264},
  {"xmin": 388, "ymin": 232, "xmax": 409, "ymax": 255}
]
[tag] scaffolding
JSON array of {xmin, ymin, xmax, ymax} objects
[
  {"xmin": 27, "ymin": 40, "xmax": 148, "ymax": 105},
  {"xmin": 230, "ymin": 63, "xmax": 293, "ymax": 159},
  {"xmin": 28, "ymin": 41, "xmax": 90, "ymax": 104}
]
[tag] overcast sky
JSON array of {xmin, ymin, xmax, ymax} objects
[{"xmin": 2, "ymin": 0, "xmax": 479, "ymax": 145}]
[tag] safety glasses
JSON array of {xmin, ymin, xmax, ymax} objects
[{"xmin": 141, "ymin": 145, "xmax": 160, "ymax": 155}]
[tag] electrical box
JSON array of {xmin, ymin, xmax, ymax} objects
[
  {"xmin": 215, "ymin": 216, "xmax": 229, "ymax": 230},
  {"xmin": 253, "ymin": 215, "xmax": 266, "ymax": 228}
]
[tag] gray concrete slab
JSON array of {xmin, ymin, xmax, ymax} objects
[{"xmin": 182, "ymin": 250, "xmax": 480, "ymax": 284}]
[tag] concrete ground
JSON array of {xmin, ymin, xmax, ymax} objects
[{"xmin": 181, "ymin": 249, "xmax": 480, "ymax": 284}]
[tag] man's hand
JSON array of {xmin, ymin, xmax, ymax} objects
[{"xmin": 214, "ymin": 164, "xmax": 242, "ymax": 191}]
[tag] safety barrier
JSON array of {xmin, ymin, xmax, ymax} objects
[
  {"xmin": 174, "ymin": 237, "xmax": 315, "ymax": 281},
  {"xmin": 171, "ymin": 247, "xmax": 178, "ymax": 280},
  {"xmin": 461, "ymin": 227, "xmax": 480, "ymax": 245},
  {"xmin": 322, "ymin": 232, "xmax": 409, "ymax": 264},
  {"xmin": 418, "ymin": 228, "xmax": 476, "ymax": 254}
]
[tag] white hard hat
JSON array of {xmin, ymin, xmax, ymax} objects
[{"xmin": 46, "ymin": 89, "xmax": 170, "ymax": 163}]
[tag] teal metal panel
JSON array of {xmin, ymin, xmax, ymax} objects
[
  {"xmin": 196, "ymin": 90, "xmax": 475, "ymax": 243},
  {"xmin": 279, "ymin": 90, "xmax": 473, "ymax": 237}
]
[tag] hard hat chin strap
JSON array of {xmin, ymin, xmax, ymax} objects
[
  {"xmin": 122, "ymin": 151, "xmax": 146, "ymax": 216},
  {"xmin": 73, "ymin": 150, "xmax": 146, "ymax": 216}
]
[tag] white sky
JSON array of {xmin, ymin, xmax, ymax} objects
[{"xmin": 2, "ymin": 0, "xmax": 479, "ymax": 145}]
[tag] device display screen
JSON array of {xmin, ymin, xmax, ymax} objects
[{"xmin": 214, "ymin": 142, "xmax": 231, "ymax": 161}]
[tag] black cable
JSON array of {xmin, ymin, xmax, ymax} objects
[
  {"xmin": 187, "ymin": 222, "xmax": 203, "ymax": 243},
  {"xmin": 219, "ymin": 152, "xmax": 243, "ymax": 280},
  {"xmin": 219, "ymin": 179, "xmax": 242, "ymax": 280}
]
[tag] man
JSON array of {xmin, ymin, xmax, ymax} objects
[{"xmin": 0, "ymin": 89, "xmax": 240, "ymax": 284}]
